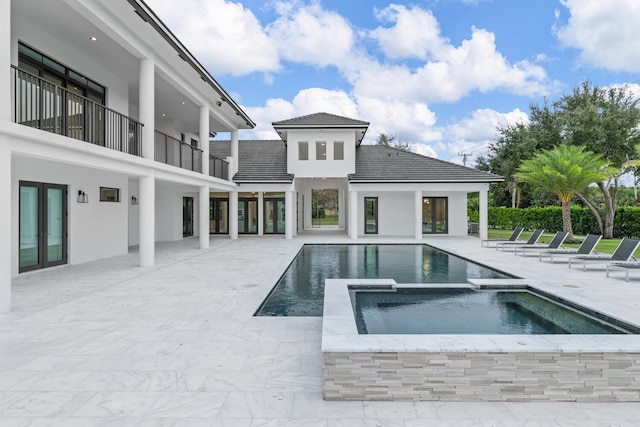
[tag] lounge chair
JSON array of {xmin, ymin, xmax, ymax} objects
[
  {"xmin": 606, "ymin": 262, "xmax": 640, "ymax": 282},
  {"xmin": 496, "ymin": 229, "xmax": 544, "ymax": 252},
  {"xmin": 513, "ymin": 231, "xmax": 568, "ymax": 256},
  {"xmin": 568, "ymin": 238, "xmax": 640, "ymax": 271},
  {"xmin": 539, "ymin": 234, "xmax": 602, "ymax": 263},
  {"xmin": 481, "ymin": 227, "xmax": 524, "ymax": 247}
]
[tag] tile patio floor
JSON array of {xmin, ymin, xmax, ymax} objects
[{"xmin": 2, "ymin": 234, "xmax": 640, "ymax": 426}]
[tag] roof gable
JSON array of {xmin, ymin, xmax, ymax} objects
[{"xmin": 272, "ymin": 112, "xmax": 369, "ymax": 127}]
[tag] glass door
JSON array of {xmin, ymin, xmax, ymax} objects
[
  {"xmin": 210, "ymin": 198, "xmax": 228, "ymax": 234},
  {"xmin": 183, "ymin": 197, "xmax": 194, "ymax": 237},
  {"xmin": 311, "ymin": 189, "xmax": 339, "ymax": 228},
  {"xmin": 238, "ymin": 199, "xmax": 258, "ymax": 234},
  {"xmin": 422, "ymin": 197, "xmax": 448, "ymax": 234},
  {"xmin": 19, "ymin": 181, "xmax": 67, "ymax": 273},
  {"xmin": 264, "ymin": 198, "xmax": 285, "ymax": 234},
  {"xmin": 365, "ymin": 197, "xmax": 378, "ymax": 234}
]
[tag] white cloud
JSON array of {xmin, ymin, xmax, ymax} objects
[
  {"xmin": 440, "ymin": 108, "xmax": 529, "ymax": 163},
  {"xmin": 369, "ymin": 5, "xmax": 446, "ymax": 60},
  {"xmin": 557, "ymin": 0, "xmax": 640, "ymax": 72},
  {"xmin": 267, "ymin": 2, "xmax": 355, "ymax": 67},
  {"xmin": 353, "ymin": 25, "xmax": 550, "ymax": 103},
  {"xmin": 145, "ymin": 0, "xmax": 279, "ymax": 76}
]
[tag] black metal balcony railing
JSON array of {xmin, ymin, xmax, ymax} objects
[
  {"xmin": 12, "ymin": 66, "xmax": 143, "ymax": 156},
  {"xmin": 209, "ymin": 155, "xmax": 229, "ymax": 180},
  {"xmin": 154, "ymin": 130, "xmax": 203, "ymax": 173}
]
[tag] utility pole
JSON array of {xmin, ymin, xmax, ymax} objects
[{"xmin": 458, "ymin": 152, "xmax": 473, "ymax": 167}]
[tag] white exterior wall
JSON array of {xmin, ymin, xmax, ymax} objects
[
  {"xmin": 128, "ymin": 179, "xmax": 140, "ymax": 246},
  {"xmin": 11, "ymin": 157, "xmax": 129, "ymax": 276},
  {"xmin": 287, "ymin": 130, "xmax": 356, "ymax": 178},
  {"xmin": 351, "ymin": 184, "xmax": 475, "ymax": 237}
]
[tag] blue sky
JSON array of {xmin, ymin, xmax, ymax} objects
[{"xmin": 146, "ymin": 0, "xmax": 640, "ymax": 165}]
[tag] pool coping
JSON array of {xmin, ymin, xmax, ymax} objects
[{"xmin": 322, "ymin": 278, "xmax": 640, "ymax": 354}]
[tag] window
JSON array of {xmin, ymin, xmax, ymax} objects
[
  {"xmin": 334, "ymin": 141, "xmax": 344, "ymax": 160},
  {"xmin": 299, "ymin": 141, "xmax": 308, "ymax": 160},
  {"xmin": 18, "ymin": 42, "xmax": 105, "ymax": 104},
  {"xmin": 422, "ymin": 197, "xmax": 448, "ymax": 234},
  {"xmin": 316, "ymin": 141, "xmax": 326, "ymax": 160},
  {"xmin": 100, "ymin": 187, "xmax": 120, "ymax": 202},
  {"xmin": 365, "ymin": 197, "xmax": 378, "ymax": 234}
]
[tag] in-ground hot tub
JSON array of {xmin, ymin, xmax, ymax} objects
[{"xmin": 322, "ymin": 279, "xmax": 640, "ymax": 402}]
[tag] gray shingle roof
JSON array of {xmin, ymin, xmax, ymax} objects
[
  {"xmin": 210, "ymin": 140, "xmax": 293, "ymax": 183},
  {"xmin": 272, "ymin": 112, "xmax": 369, "ymax": 127},
  {"xmin": 272, "ymin": 112, "xmax": 369, "ymax": 145},
  {"xmin": 350, "ymin": 145, "xmax": 503, "ymax": 183}
]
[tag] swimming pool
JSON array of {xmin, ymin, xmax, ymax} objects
[
  {"xmin": 255, "ymin": 244, "xmax": 514, "ymax": 316},
  {"xmin": 352, "ymin": 287, "xmax": 630, "ymax": 334}
]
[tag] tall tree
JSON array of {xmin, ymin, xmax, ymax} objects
[
  {"xmin": 376, "ymin": 132, "xmax": 411, "ymax": 152},
  {"xmin": 555, "ymin": 82, "xmax": 640, "ymax": 238},
  {"xmin": 515, "ymin": 145, "xmax": 609, "ymax": 241}
]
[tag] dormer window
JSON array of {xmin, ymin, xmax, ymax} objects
[
  {"xmin": 299, "ymin": 141, "xmax": 308, "ymax": 160},
  {"xmin": 334, "ymin": 141, "xmax": 344, "ymax": 160},
  {"xmin": 316, "ymin": 141, "xmax": 326, "ymax": 160}
]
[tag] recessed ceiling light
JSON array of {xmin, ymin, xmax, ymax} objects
[
  {"xmin": 161, "ymin": 113, "xmax": 166, "ymax": 117},
  {"xmin": 181, "ymin": 101, "xmax": 186, "ymax": 105},
  {"xmin": 89, "ymin": 36, "xmax": 98, "ymax": 42}
]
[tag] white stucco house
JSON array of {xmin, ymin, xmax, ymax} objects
[{"xmin": 0, "ymin": 0, "xmax": 502, "ymax": 313}]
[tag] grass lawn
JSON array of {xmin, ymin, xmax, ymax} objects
[{"xmin": 487, "ymin": 228, "xmax": 640, "ymax": 257}]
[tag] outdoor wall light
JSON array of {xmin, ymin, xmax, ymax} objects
[
  {"xmin": 77, "ymin": 190, "xmax": 88, "ymax": 203},
  {"xmin": 131, "ymin": 196, "xmax": 139, "ymax": 205}
]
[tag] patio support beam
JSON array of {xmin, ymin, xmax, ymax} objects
[
  {"xmin": 285, "ymin": 190, "xmax": 293, "ymax": 239},
  {"xmin": 200, "ymin": 106, "xmax": 209, "ymax": 176},
  {"xmin": 139, "ymin": 57, "xmax": 155, "ymax": 160},
  {"xmin": 414, "ymin": 190, "xmax": 423, "ymax": 240},
  {"xmin": 229, "ymin": 191, "xmax": 238, "ymax": 239},
  {"xmin": 199, "ymin": 185, "xmax": 209, "ymax": 249},
  {"xmin": 0, "ymin": 0, "xmax": 9, "ymax": 312},
  {"xmin": 349, "ymin": 190, "xmax": 358, "ymax": 240},
  {"xmin": 0, "ymin": 0, "xmax": 9, "ymax": 122},
  {"xmin": 139, "ymin": 174, "xmax": 155, "ymax": 267},
  {"xmin": 0, "ymin": 138, "xmax": 10, "ymax": 313},
  {"xmin": 230, "ymin": 130, "xmax": 239, "ymax": 177},
  {"xmin": 479, "ymin": 185, "xmax": 489, "ymax": 240},
  {"xmin": 258, "ymin": 192, "xmax": 264, "ymax": 235}
]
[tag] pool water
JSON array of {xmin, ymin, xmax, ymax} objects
[
  {"xmin": 255, "ymin": 244, "xmax": 514, "ymax": 316},
  {"xmin": 353, "ymin": 288, "xmax": 629, "ymax": 334}
]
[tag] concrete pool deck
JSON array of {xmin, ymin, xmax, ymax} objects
[{"xmin": 2, "ymin": 234, "xmax": 640, "ymax": 425}]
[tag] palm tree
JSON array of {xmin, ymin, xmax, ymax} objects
[{"xmin": 515, "ymin": 145, "xmax": 609, "ymax": 241}]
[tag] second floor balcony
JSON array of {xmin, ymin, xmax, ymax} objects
[{"xmin": 12, "ymin": 66, "xmax": 230, "ymax": 181}]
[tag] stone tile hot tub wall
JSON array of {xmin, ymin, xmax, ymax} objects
[{"xmin": 322, "ymin": 279, "xmax": 640, "ymax": 402}]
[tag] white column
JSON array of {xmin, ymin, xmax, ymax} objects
[
  {"xmin": 257, "ymin": 192, "xmax": 264, "ymax": 236},
  {"xmin": 0, "ymin": 139, "xmax": 11, "ymax": 313},
  {"xmin": 230, "ymin": 129, "xmax": 239, "ymax": 178},
  {"xmin": 199, "ymin": 186, "xmax": 209, "ymax": 249},
  {"xmin": 139, "ymin": 58, "xmax": 155, "ymax": 160},
  {"xmin": 0, "ymin": 0, "xmax": 10, "ymax": 122},
  {"xmin": 229, "ymin": 191, "xmax": 238, "ymax": 239},
  {"xmin": 139, "ymin": 174, "xmax": 155, "ymax": 267},
  {"xmin": 349, "ymin": 190, "xmax": 358, "ymax": 240},
  {"xmin": 285, "ymin": 190, "xmax": 293, "ymax": 239},
  {"xmin": 200, "ymin": 106, "xmax": 209, "ymax": 176},
  {"xmin": 293, "ymin": 192, "xmax": 298, "ymax": 236},
  {"xmin": 479, "ymin": 186, "xmax": 489, "ymax": 240},
  {"xmin": 414, "ymin": 190, "xmax": 423, "ymax": 240}
]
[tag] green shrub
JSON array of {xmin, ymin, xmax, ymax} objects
[{"xmin": 487, "ymin": 206, "xmax": 640, "ymax": 237}]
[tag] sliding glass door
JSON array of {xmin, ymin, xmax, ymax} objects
[{"xmin": 19, "ymin": 181, "xmax": 67, "ymax": 272}]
